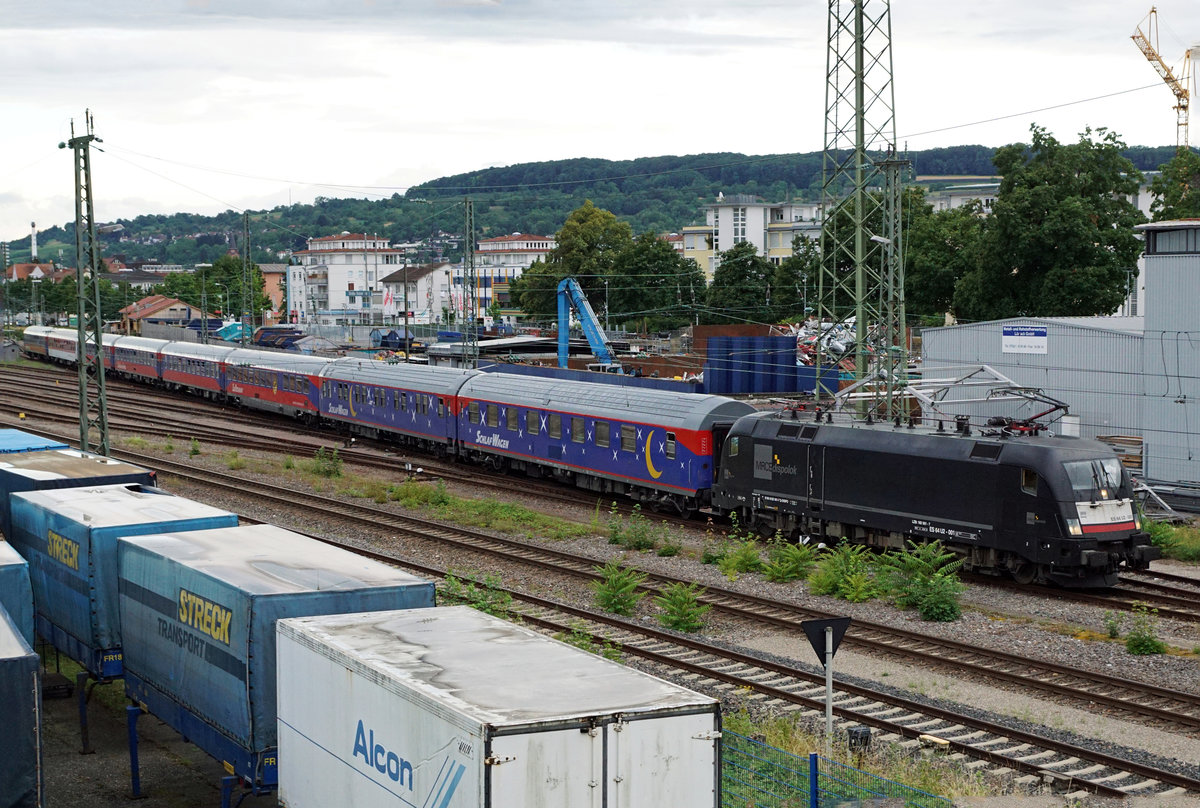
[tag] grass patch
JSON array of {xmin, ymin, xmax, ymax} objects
[
  {"xmin": 722, "ymin": 710, "xmax": 989, "ymax": 799},
  {"xmin": 122, "ymin": 435, "xmax": 152, "ymax": 450}
]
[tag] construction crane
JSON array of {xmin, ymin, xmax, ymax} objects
[{"xmin": 1131, "ymin": 6, "xmax": 1193, "ymax": 149}]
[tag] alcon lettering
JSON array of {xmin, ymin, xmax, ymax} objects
[{"xmin": 353, "ymin": 720, "xmax": 413, "ymax": 789}]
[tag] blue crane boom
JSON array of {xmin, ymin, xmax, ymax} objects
[{"xmin": 557, "ymin": 278, "xmax": 619, "ymax": 370}]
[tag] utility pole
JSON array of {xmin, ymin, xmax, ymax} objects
[
  {"xmin": 818, "ymin": 0, "xmax": 908, "ymax": 418},
  {"xmin": 462, "ymin": 198, "xmax": 478, "ymax": 368},
  {"xmin": 59, "ymin": 111, "xmax": 110, "ymax": 455},
  {"xmin": 200, "ymin": 273, "xmax": 209, "ymax": 345},
  {"xmin": 241, "ymin": 212, "xmax": 250, "ymax": 344},
  {"xmin": 403, "ymin": 258, "xmax": 410, "ymax": 364}
]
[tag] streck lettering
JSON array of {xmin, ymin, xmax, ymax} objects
[
  {"xmin": 177, "ymin": 589, "xmax": 232, "ymax": 645},
  {"xmin": 47, "ymin": 529, "xmax": 81, "ymax": 570},
  {"xmin": 353, "ymin": 720, "xmax": 413, "ymax": 789}
]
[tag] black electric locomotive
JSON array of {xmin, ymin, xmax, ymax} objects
[{"xmin": 711, "ymin": 410, "xmax": 1158, "ymax": 587}]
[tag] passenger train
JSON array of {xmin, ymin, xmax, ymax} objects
[{"xmin": 23, "ymin": 326, "xmax": 1159, "ymax": 587}]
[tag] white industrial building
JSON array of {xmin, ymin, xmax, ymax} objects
[
  {"xmin": 288, "ymin": 232, "xmax": 408, "ymax": 325},
  {"xmin": 921, "ymin": 218, "xmax": 1200, "ymax": 487}
]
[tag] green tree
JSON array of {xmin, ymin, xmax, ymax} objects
[
  {"xmin": 904, "ymin": 200, "xmax": 984, "ymax": 322},
  {"xmin": 513, "ymin": 200, "xmax": 633, "ymax": 321},
  {"xmin": 609, "ymin": 232, "xmax": 705, "ymax": 331},
  {"xmin": 953, "ymin": 125, "xmax": 1145, "ymax": 320},
  {"xmin": 771, "ymin": 235, "xmax": 821, "ymax": 321},
  {"xmin": 1150, "ymin": 148, "xmax": 1200, "ymax": 221},
  {"xmin": 702, "ymin": 241, "xmax": 774, "ymax": 324}
]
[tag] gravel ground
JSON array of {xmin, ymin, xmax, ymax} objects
[{"xmin": 24, "ymin": 427, "xmax": 1200, "ymax": 806}]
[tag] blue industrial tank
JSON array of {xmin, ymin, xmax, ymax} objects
[
  {"xmin": 117, "ymin": 524, "xmax": 436, "ymax": 787},
  {"xmin": 7, "ymin": 484, "xmax": 237, "ymax": 678}
]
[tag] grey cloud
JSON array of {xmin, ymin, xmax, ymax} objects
[{"xmin": 4, "ymin": 0, "xmax": 803, "ymax": 48}]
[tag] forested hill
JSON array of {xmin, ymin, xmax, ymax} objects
[{"xmin": 10, "ymin": 144, "xmax": 1186, "ymax": 266}]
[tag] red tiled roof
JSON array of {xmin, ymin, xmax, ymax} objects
[
  {"xmin": 120, "ymin": 295, "xmax": 191, "ymax": 320},
  {"xmin": 6, "ymin": 263, "xmax": 54, "ymax": 281}
]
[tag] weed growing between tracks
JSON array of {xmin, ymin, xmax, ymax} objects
[{"xmin": 722, "ymin": 709, "xmax": 992, "ymax": 800}]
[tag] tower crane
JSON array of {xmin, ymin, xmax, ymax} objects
[{"xmin": 1131, "ymin": 6, "xmax": 1193, "ymax": 149}]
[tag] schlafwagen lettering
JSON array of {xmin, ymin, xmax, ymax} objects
[
  {"xmin": 178, "ymin": 589, "xmax": 232, "ymax": 645},
  {"xmin": 47, "ymin": 529, "xmax": 80, "ymax": 570}
]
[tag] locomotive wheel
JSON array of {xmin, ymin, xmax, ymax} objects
[{"xmin": 1012, "ymin": 562, "xmax": 1037, "ymax": 585}]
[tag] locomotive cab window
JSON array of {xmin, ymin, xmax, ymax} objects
[
  {"xmin": 665, "ymin": 432, "xmax": 676, "ymax": 459},
  {"xmin": 548, "ymin": 414, "xmax": 562, "ymax": 440},
  {"xmin": 595, "ymin": 421, "xmax": 610, "ymax": 448},
  {"xmin": 729, "ymin": 436, "xmax": 740, "ymax": 457},
  {"xmin": 1020, "ymin": 468, "xmax": 1039, "ymax": 495}
]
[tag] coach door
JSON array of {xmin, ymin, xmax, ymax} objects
[{"xmin": 806, "ymin": 445, "xmax": 825, "ymax": 512}]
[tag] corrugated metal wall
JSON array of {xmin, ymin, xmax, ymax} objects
[
  {"xmin": 921, "ymin": 319, "xmax": 1144, "ymax": 441},
  {"xmin": 1142, "ymin": 256, "xmax": 1200, "ymax": 482}
]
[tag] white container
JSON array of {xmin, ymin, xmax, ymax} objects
[{"xmin": 276, "ymin": 606, "xmax": 720, "ymax": 808}]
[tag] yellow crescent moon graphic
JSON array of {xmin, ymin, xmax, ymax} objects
[
  {"xmin": 645, "ymin": 429, "xmax": 663, "ymax": 479},
  {"xmin": 349, "ymin": 386, "xmax": 357, "ymax": 417}
]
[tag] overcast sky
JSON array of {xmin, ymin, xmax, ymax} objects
[{"xmin": 2, "ymin": 0, "xmax": 1199, "ymax": 247}]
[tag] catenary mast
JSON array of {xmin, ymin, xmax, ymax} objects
[{"xmin": 818, "ymin": 0, "xmax": 908, "ymax": 417}]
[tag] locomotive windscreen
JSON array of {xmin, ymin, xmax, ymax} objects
[{"xmin": 1063, "ymin": 458, "xmax": 1124, "ymax": 500}]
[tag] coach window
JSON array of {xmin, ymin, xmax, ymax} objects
[
  {"xmin": 506, "ymin": 407, "xmax": 519, "ymax": 432},
  {"xmin": 527, "ymin": 410, "xmax": 539, "ymax": 435},
  {"xmin": 1021, "ymin": 468, "xmax": 1039, "ymax": 496},
  {"xmin": 487, "ymin": 404, "xmax": 499, "ymax": 428},
  {"xmin": 571, "ymin": 417, "xmax": 585, "ymax": 443},
  {"xmin": 399, "ymin": 391, "xmax": 407, "ymax": 410},
  {"xmin": 438, "ymin": 398, "xmax": 445, "ymax": 417},
  {"xmin": 595, "ymin": 421, "xmax": 610, "ymax": 448},
  {"xmin": 374, "ymin": 387, "xmax": 386, "ymax": 407},
  {"xmin": 665, "ymin": 431, "xmax": 676, "ymax": 459},
  {"xmin": 548, "ymin": 414, "xmax": 562, "ymax": 440},
  {"xmin": 621, "ymin": 425, "xmax": 636, "ymax": 452},
  {"xmin": 469, "ymin": 402, "xmax": 480, "ymax": 423}
]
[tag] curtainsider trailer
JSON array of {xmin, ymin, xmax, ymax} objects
[
  {"xmin": 276, "ymin": 605, "xmax": 721, "ymax": 808},
  {"xmin": 119, "ymin": 524, "xmax": 436, "ymax": 792}
]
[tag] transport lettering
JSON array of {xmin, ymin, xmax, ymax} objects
[
  {"xmin": 353, "ymin": 719, "xmax": 413, "ymax": 789},
  {"xmin": 46, "ymin": 529, "xmax": 80, "ymax": 570},
  {"xmin": 177, "ymin": 589, "xmax": 232, "ymax": 645},
  {"xmin": 329, "ymin": 404, "xmax": 350, "ymax": 417},
  {"xmin": 158, "ymin": 616, "xmax": 211, "ymax": 660}
]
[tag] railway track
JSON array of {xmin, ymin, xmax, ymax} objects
[
  {"xmin": 231, "ymin": 514, "xmax": 1200, "ymax": 801},
  {"xmin": 10, "ymin": 366, "xmax": 1200, "ymax": 798},
  {"xmin": 1, "ymin": 365, "xmax": 697, "ymax": 525},
  {"xmin": 68, "ymin": 445, "xmax": 1200, "ymax": 738}
]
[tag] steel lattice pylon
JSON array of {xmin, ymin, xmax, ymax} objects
[
  {"xmin": 461, "ymin": 198, "xmax": 478, "ymax": 368},
  {"xmin": 818, "ymin": 0, "xmax": 908, "ymax": 416},
  {"xmin": 61, "ymin": 112, "xmax": 110, "ymax": 455}
]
